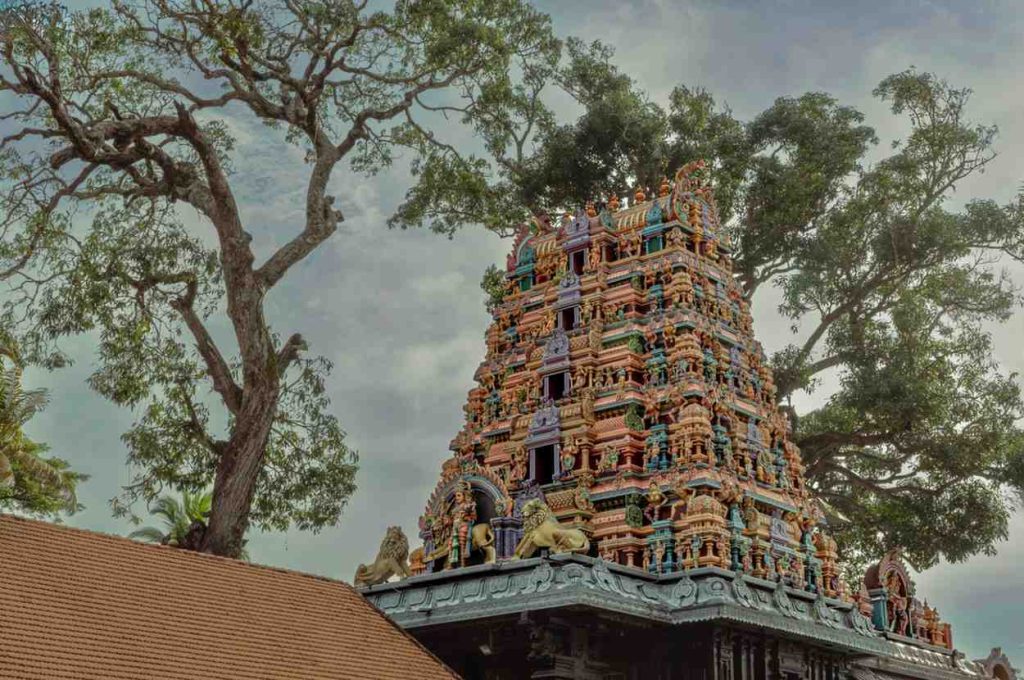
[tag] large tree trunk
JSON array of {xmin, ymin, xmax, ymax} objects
[{"xmin": 202, "ymin": 380, "xmax": 280, "ymax": 558}]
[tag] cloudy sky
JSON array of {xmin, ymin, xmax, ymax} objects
[{"xmin": 15, "ymin": 0, "xmax": 1024, "ymax": 660}]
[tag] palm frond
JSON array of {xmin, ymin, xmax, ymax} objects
[
  {"xmin": 133, "ymin": 489, "xmax": 215, "ymax": 547},
  {"xmin": 128, "ymin": 526, "xmax": 168, "ymax": 543},
  {"xmin": 9, "ymin": 387, "xmax": 48, "ymax": 424},
  {"xmin": 0, "ymin": 342, "xmax": 79, "ymax": 515},
  {"xmin": 7, "ymin": 445, "xmax": 66, "ymax": 488},
  {"xmin": 183, "ymin": 489, "xmax": 213, "ymax": 522},
  {"xmin": 0, "ymin": 453, "xmax": 13, "ymax": 488},
  {"xmin": 150, "ymin": 496, "xmax": 185, "ymax": 524},
  {"xmin": 0, "ymin": 365, "xmax": 24, "ymax": 414}
]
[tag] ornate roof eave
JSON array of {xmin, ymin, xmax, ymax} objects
[{"xmin": 362, "ymin": 554, "xmax": 984, "ymax": 680}]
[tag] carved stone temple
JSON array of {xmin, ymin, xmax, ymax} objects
[{"xmin": 360, "ymin": 163, "xmax": 1018, "ymax": 680}]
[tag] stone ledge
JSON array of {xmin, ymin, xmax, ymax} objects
[{"xmin": 361, "ymin": 554, "xmax": 985, "ymax": 679}]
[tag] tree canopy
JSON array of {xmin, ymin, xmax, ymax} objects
[{"xmin": 0, "ymin": 0, "xmax": 559, "ymax": 557}]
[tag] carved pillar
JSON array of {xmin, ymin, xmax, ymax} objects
[
  {"xmin": 713, "ymin": 627, "xmax": 734, "ymax": 680},
  {"xmin": 776, "ymin": 640, "xmax": 806, "ymax": 680},
  {"xmin": 526, "ymin": 621, "xmax": 576, "ymax": 680},
  {"xmin": 762, "ymin": 638, "xmax": 777, "ymax": 680},
  {"xmin": 868, "ymin": 586, "xmax": 889, "ymax": 631},
  {"xmin": 491, "ymin": 516, "xmax": 522, "ymax": 560},
  {"xmin": 579, "ymin": 441, "xmax": 592, "ymax": 473},
  {"xmin": 734, "ymin": 634, "xmax": 758, "ymax": 680}
]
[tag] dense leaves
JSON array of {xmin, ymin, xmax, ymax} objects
[
  {"xmin": 480, "ymin": 263, "xmax": 506, "ymax": 314},
  {"xmin": 0, "ymin": 0, "xmax": 559, "ymax": 556}
]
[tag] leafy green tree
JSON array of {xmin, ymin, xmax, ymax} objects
[
  {"xmin": 0, "ymin": 0, "xmax": 558, "ymax": 557},
  {"xmin": 480, "ymin": 264, "xmax": 506, "ymax": 313},
  {"xmin": 509, "ymin": 65, "xmax": 1024, "ymax": 570},
  {"xmin": 0, "ymin": 342, "xmax": 82, "ymax": 515},
  {"xmin": 129, "ymin": 489, "xmax": 212, "ymax": 546},
  {"xmin": 515, "ymin": 38, "xmax": 667, "ymax": 213}
]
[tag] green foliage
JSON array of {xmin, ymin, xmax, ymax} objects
[
  {"xmin": 500, "ymin": 60, "xmax": 1024, "ymax": 571},
  {"xmin": 627, "ymin": 335, "xmax": 645, "ymax": 355},
  {"xmin": 517, "ymin": 38, "xmax": 668, "ymax": 209},
  {"xmin": 0, "ymin": 0, "xmax": 559, "ymax": 554},
  {"xmin": 625, "ymin": 404, "xmax": 644, "ymax": 432},
  {"xmin": 129, "ymin": 489, "xmax": 212, "ymax": 546},
  {"xmin": 480, "ymin": 264, "xmax": 506, "ymax": 314},
  {"xmin": 0, "ymin": 343, "xmax": 84, "ymax": 516},
  {"xmin": 128, "ymin": 488, "xmax": 252, "ymax": 558}
]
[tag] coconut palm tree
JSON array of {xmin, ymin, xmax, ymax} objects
[
  {"xmin": 129, "ymin": 490, "xmax": 213, "ymax": 546},
  {"xmin": 130, "ymin": 489, "xmax": 250, "ymax": 559},
  {"xmin": 0, "ymin": 342, "xmax": 79, "ymax": 514}
]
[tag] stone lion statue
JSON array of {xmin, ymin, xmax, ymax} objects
[
  {"xmin": 513, "ymin": 499, "xmax": 590, "ymax": 559},
  {"xmin": 354, "ymin": 526, "xmax": 411, "ymax": 587}
]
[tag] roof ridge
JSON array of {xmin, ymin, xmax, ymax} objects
[{"xmin": 0, "ymin": 512, "xmax": 354, "ymax": 589}]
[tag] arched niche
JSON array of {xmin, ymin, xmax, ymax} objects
[
  {"xmin": 420, "ymin": 465, "xmax": 513, "ymax": 572},
  {"xmin": 978, "ymin": 649, "xmax": 1017, "ymax": 680},
  {"xmin": 863, "ymin": 549, "xmax": 917, "ymax": 636}
]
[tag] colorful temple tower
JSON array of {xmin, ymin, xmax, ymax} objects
[{"xmin": 362, "ymin": 163, "xmax": 1017, "ymax": 680}]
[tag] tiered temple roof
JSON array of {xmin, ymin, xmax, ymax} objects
[{"xmin": 363, "ymin": 162, "xmax": 1016, "ymax": 678}]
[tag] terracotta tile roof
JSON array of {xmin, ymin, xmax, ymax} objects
[{"xmin": 0, "ymin": 514, "xmax": 458, "ymax": 680}]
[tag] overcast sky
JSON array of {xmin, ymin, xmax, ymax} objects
[{"xmin": 16, "ymin": 0, "xmax": 1024, "ymax": 661}]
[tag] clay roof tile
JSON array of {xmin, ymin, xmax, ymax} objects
[{"xmin": 0, "ymin": 514, "xmax": 458, "ymax": 680}]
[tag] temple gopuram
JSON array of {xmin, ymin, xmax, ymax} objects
[{"xmin": 360, "ymin": 162, "xmax": 1019, "ymax": 680}]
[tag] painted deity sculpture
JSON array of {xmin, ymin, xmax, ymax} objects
[{"xmin": 447, "ymin": 482, "xmax": 477, "ymax": 569}]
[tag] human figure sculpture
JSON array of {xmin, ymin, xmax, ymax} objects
[
  {"xmin": 653, "ymin": 540, "xmax": 667, "ymax": 573},
  {"xmin": 886, "ymin": 571, "xmax": 910, "ymax": 636},
  {"xmin": 447, "ymin": 485, "xmax": 477, "ymax": 569},
  {"xmin": 560, "ymin": 438, "xmax": 578, "ymax": 476},
  {"xmin": 509, "ymin": 445, "xmax": 528, "ymax": 485},
  {"xmin": 597, "ymin": 446, "xmax": 619, "ymax": 473},
  {"xmin": 644, "ymin": 481, "xmax": 667, "ymax": 523}
]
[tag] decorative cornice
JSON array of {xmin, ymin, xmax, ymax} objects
[{"xmin": 362, "ymin": 555, "xmax": 988, "ymax": 679}]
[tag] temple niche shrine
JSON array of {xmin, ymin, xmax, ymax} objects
[{"xmin": 360, "ymin": 162, "xmax": 1018, "ymax": 680}]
